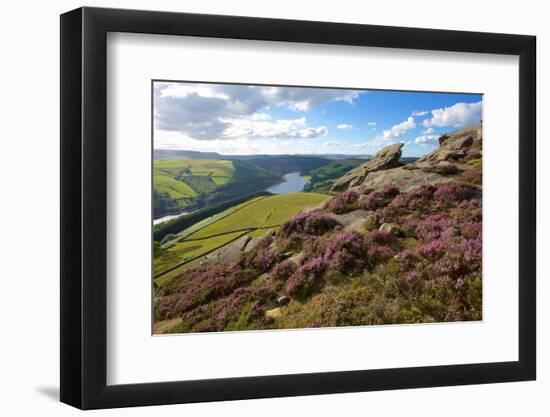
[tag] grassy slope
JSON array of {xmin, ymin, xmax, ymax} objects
[
  {"xmin": 191, "ymin": 193, "xmax": 328, "ymax": 239},
  {"xmin": 153, "ymin": 193, "xmax": 329, "ymax": 286},
  {"xmin": 154, "ymin": 174, "xmax": 196, "ymax": 199},
  {"xmin": 154, "ymin": 231, "xmax": 247, "ymax": 279},
  {"xmin": 153, "ymin": 159, "xmax": 235, "ymax": 205}
]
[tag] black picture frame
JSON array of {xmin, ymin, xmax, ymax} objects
[{"xmin": 60, "ymin": 6, "xmax": 536, "ymax": 410}]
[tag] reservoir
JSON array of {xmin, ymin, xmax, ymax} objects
[
  {"xmin": 153, "ymin": 211, "xmax": 191, "ymax": 225},
  {"xmin": 266, "ymin": 172, "xmax": 309, "ymax": 194},
  {"xmin": 155, "ymin": 172, "xmax": 309, "ymax": 226}
]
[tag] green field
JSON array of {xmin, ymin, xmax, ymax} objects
[
  {"xmin": 154, "ymin": 174, "xmax": 196, "ymax": 199},
  {"xmin": 154, "ymin": 193, "xmax": 329, "ymax": 286},
  {"xmin": 154, "ymin": 159, "xmax": 235, "ymax": 178},
  {"xmin": 191, "ymin": 193, "xmax": 328, "ymax": 239},
  {"xmin": 153, "ymin": 159, "xmax": 236, "ymax": 206},
  {"xmin": 154, "ymin": 230, "xmax": 246, "ymax": 276}
]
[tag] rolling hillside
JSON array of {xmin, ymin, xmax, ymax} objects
[
  {"xmin": 153, "ymin": 158, "xmax": 280, "ymax": 217},
  {"xmin": 153, "ymin": 193, "xmax": 329, "ymax": 286}
]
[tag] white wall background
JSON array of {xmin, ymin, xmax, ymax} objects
[{"xmin": 0, "ymin": 0, "xmax": 546, "ymax": 415}]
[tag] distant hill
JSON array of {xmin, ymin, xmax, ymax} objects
[
  {"xmin": 154, "ymin": 149, "xmax": 224, "ymax": 160},
  {"xmin": 303, "ymin": 159, "xmax": 365, "ymax": 193},
  {"xmin": 153, "ymin": 158, "xmax": 281, "ymax": 218},
  {"xmin": 245, "ymin": 155, "xmax": 331, "ymax": 176},
  {"xmin": 153, "ymin": 151, "xmax": 335, "ymax": 214},
  {"xmin": 154, "ymin": 149, "xmax": 372, "ymax": 161}
]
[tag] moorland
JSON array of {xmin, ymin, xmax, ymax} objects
[{"xmin": 153, "ymin": 123, "xmax": 482, "ymax": 334}]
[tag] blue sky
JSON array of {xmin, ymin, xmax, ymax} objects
[{"xmin": 154, "ymin": 82, "xmax": 482, "ymax": 157}]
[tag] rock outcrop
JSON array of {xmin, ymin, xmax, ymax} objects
[
  {"xmin": 411, "ymin": 124, "xmax": 482, "ymax": 168},
  {"xmin": 333, "ymin": 123, "xmax": 482, "ymax": 193},
  {"xmin": 331, "ymin": 143, "xmax": 404, "ymax": 192}
]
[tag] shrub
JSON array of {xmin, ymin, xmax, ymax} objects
[
  {"xmin": 416, "ymin": 240, "xmax": 445, "ymax": 260},
  {"xmin": 415, "ymin": 214, "xmax": 456, "ymax": 241},
  {"xmin": 324, "ymin": 191, "xmax": 359, "ymax": 214},
  {"xmin": 280, "ymin": 211, "xmax": 340, "ymax": 236},
  {"xmin": 284, "ymin": 256, "xmax": 327, "ymax": 299},
  {"xmin": 364, "ymin": 229, "xmax": 393, "ymax": 245},
  {"xmin": 154, "ymin": 295, "xmax": 179, "ymax": 321},
  {"xmin": 238, "ymin": 235, "xmax": 283, "ymax": 272},
  {"xmin": 433, "ymin": 182, "xmax": 477, "ymax": 204},
  {"xmin": 270, "ymin": 259, "xmax": 298, "ymax": 281},
  {"xmin": 359, "ymin": 185, "xmax": 399, "ymax": 211},
  {"xmin": 172, "ymin": 263, "xmax": 257, "ymax": 314},
  {"xmin": 460, "ymin": 166, "xmax": 482, "ymax": 185},
  {"xmin": 461, "ymin": 221, "xmax": 482, "ymax": 239},
  {"xmin": 367, "ymin": 245, "xmax": 394, "ymax": 266},
  {"xmin": 322, "ymin": 230, "xmax": 366, "ymax": 273}
]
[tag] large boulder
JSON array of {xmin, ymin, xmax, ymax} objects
[
  {"xmin": 414, "ymin": 124, "xmax": 481, "ymax": 166},
  {"xmin": 355, "ymin": 166, "xmax": 454, "ymax": 193},
  {"xmin": 332, "ymin": 143, "xmax": 403, "ymax": 191},
  {"xmin": 332, "ymin": 123, "xmax": 482, "ymax": 194}
]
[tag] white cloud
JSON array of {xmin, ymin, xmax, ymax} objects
[
  {"xmin": 221, "ymin": 115, "xmax": 328, "ymax": 140},
  {"xmin": 422, "ymin": 127, "xmax": 435, "ymax": 134},
  {"xmin": 337, "ymin": 123, "xmax": 353, "ymax": 129},
  {"xmin": 158, "ymin": 84, "xmax": 230, "ymax": 100},
  {"xmin": 323, "ymin": 140, "xmax": 344, "ymax": 147},
  {"xmin": 423, "ymin": 101, "xmax": 482, "ymax": 128},
  {"xmin": 288, "ymin": 101, "xmax": 310, "ymax": 111},
  {"xmin": 349, "ymin": 142, "xmax": 369, "ymax": 149},
  {"xmin": 154, "ymin": 82, "xmax": 360, "ymax": 140},
  {"xmin": 414, "ymin": 134, "xmax": 439, "ymax": 145},
  {"xmin": 262, "ymin": 85, "xmax": 361, "ymax": 112},
  {"xmin": 382, "ymin": 116, "xmax": 416, "ymax": 139},
  {"xmin": 412, "ymin": 110, "xmax": 428, "ymax": 116},
  {"xmin": 367, "ymin": 121, "xmax": 377, "ymax": 126}
]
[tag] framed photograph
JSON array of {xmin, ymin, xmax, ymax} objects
[{"xmin": 60, "ymin": 6, "xmax": 536, "ymax": 409}]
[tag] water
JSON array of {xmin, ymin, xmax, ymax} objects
[
  {"xmin": 266, "ymin": 172, "xmax": 309, "ymax": 194},
  {"xmin": 153, "ymin": 211, "xmax": 191, "ymax": 225},
  {"xmin": 155, "ymin": 172, "xmax": 308, "ymax": 225}
]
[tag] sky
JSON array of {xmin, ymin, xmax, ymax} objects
[{"xmin": 153, "ymin": 81, "xmax": 482, "ymax": 157}]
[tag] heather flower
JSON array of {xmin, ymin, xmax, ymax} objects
[
  {"xmin": 433, "ymin": 182, "xmax": 477, "ymax": 204},
  {"xmin": 284, "ymin": 256, "xmax": 326, "ymax": 298},
  {"xmin": 461, "ymin": 235, "xmax": 482, "ymax": 270},
  {"xmin": 325, "ymin": 191, "xmax": 359, "ymax": 214},
  {"xmin": 364, "ymin": 229, "xmax": 392, "ymax": 245},
  {"xmin": 390, "ymin": 184, "xmax": 436, "ymax": 211},
  {"xmin": 359, "ymin": 185, "xmax": 399, "ymax": 210},
  {"xmin": 172, "ymin": 262, "xmax": 257, "ymax": 314},
  {"xmin": 280, "ymin": 211, "xmax": 340, "ymax": 236},
  {"xmin": 154, "ymin": 295, "xmax": 179, "ymax": 321},
  {"xmin": 416, "ymin": 240, "xmax": 445, "ymax": 259},
  {"xmin": 367, "ymin": 245, "xmax": 394, "ymax": 266},
  {"xmin": 270, "ymin": 259, "xmax": 298, "ymax": 281},
  {"xmin": 395, "ymin": 250, "xmax": 420, "ymax": 271},
  {"xmin": 415, "ymin": 214, "xmax": 456, "ymax": 241},
  {"xmin": 406, "ymin": 270, "xmax": 420, "ymax": 281},
  {"xmin": 461, "ymin": 221, "xmax": 482, "ymax": 239},
  {"xmin": 322, "ymin": 230, "xmax": 366, "ymax": 273}
]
